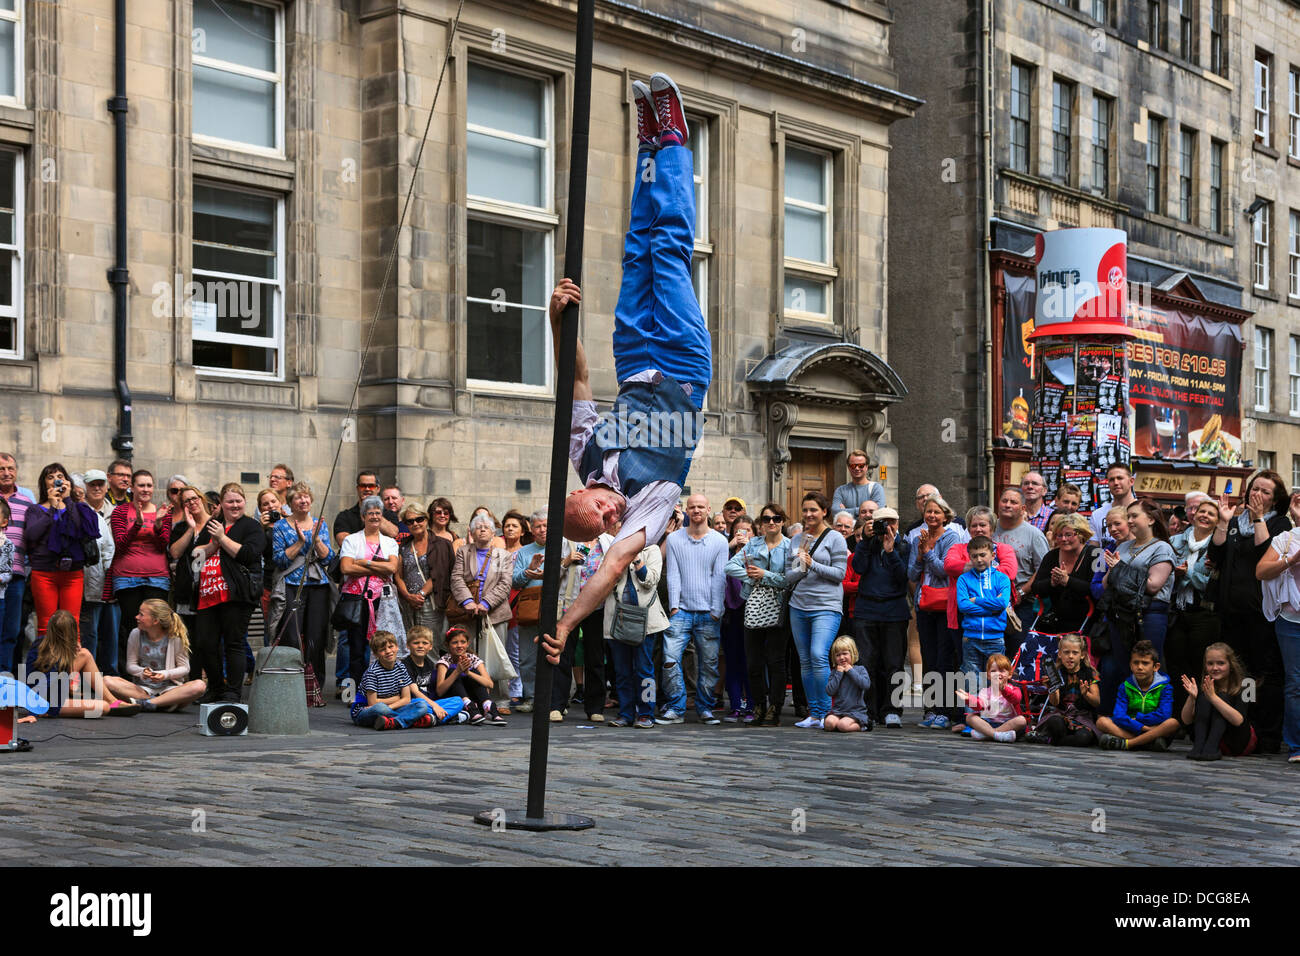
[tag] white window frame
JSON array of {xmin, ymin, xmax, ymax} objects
[
  {"xmin": 1255, "ymin": 326, "xmax": 1273, "ymax": 412},
  {"xmin": 1254, "ymin": 201, "xmax": 1271, "ymax": 291},
  {"xmin": 1009, "ymin": 62, "xmax": 1032, "ymax": 173},
  {"xmin": 1290, "ymin": 68, "xmax": 1300, "ymax": 160},
  {"xmin": 1292, "ymin": 454, "xmax": 1300, "ymax": 490},
  {"xmin": 191, "ymin": 183, "xmax": 286, "ymax": 380},
  {"xmin": 783, "ymin": 143, "xmax": 835, "ymax": 325},
  {"xmin": 465, "ymin": 62, "xmax": 556, "ymax": 396},
  {"xmin": 1256, "ymin": 52, "xmax": 1272, "ymax": 147},
  {"xmin": 192, "ymin": 0, "xmax": 285, "ymax": 158},
  {"xmin": 0, "ymin": 149, "xmax": 22, "ymax": 358},
  {"xmin": 1289, "ymin": 334, "xmax": 1300, "ymax": 415},
  {"xmin": 1291, "ymin": 210, "xmax": 1300, "ymax": 299},
  {"xmin": 0, "ymin": 1, "xmax": 21, "ymax": 107}
]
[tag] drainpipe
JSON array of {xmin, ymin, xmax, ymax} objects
[
  {"xmin": 979, "ymin": 0, "xmax": 995, "ymax": 505},
  {"xmin": 107, "ymin": 0, "xmax": 132, "ymax": 459}
]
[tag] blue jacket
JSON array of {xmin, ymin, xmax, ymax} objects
[
  {"xmin": 1112, "ymin": 671, "xmax": 1173, "ymax": 733},
  {"xmin": 724, "ymin": 536, "xmax": 791, "ymax": 602},
  {"xmin": 956, "ymin": 567, "xmax": 1011, "ymax": 640},
  {"xmin": 850, "ymin": 536, "xmax": 911, "ymax": 623}
]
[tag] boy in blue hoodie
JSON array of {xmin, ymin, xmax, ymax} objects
[
  {"xmin": 1096, "ymin": 640, "xmax": 1180, "ymax": 751},
  {"xmin": 956, "ymin": 536, "xmax": 1013, "ymax": 691}
]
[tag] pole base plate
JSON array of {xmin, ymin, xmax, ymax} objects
[{"xmin": 473, "ymin": 809, "xmax": 595, "ymax": 831}]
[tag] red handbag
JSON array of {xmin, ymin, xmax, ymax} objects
[{"xmin": 918, "ymin": 584, "xmax": 949, "ymax": 612}]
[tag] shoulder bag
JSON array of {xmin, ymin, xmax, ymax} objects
[
  {"xmin": 742, "ymin": 545, "xmax": 783, "ymax": 629},
  {"xmin": 611, "ymin": 577, "xmax": 650, "ymax": 646}
]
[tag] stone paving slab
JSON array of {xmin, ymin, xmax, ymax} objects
[{"xmin": 1, "ymin": 706, "xmax": 1297, "ymax": 866}]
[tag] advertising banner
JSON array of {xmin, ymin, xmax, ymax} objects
[{"xmin": 1029, "ymin": 228, "xmax": 1129, "ymax": 338}]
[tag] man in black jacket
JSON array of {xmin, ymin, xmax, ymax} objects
[{"xmin": 851, "ymin": 507, "xmax": 912, "ymax": 727}]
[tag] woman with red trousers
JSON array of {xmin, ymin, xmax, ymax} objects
[{"xmin": 24, "ymin": 462, "xmax": 102, "ymax": 640}]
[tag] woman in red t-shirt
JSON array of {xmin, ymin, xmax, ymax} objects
[{"xmin": 193, "ymin": 483, "xmax": 266, "ymax": 702}]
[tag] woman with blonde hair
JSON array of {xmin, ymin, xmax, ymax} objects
[{"xmin": 106, "ymin": 598, "xmax": 207, "ymax": 711}]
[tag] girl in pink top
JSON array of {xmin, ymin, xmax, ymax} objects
[{"xmin": 956, "ymin": 653, "xmax": 1026, "ymax": 742}]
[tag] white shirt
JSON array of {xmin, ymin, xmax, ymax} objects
[
  {"xmin": 340, "ymin": 531, "xmax": 398, "ymax": 562},
  {"xmin": 568, "ymin": 370, "xmax": 683, "ymax": 549}
]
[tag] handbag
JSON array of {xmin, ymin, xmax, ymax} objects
[
  {"xmin": 744, "ymin": 583, "xmax": 783, "ymax": 629},
  {"xmin": 330, "ymin": 593, "xmax": 365, "ymax": 630},
  {"xmin": 918, "ymin": 583, "xmax": 949, "ymax": 612},
  {"xmin": 514, "ymin": 586, "xmax": 542, "ymax": 625},
  {"xmin": 611, "ymin": 579, "xmax": 650, "ymax": 646}
]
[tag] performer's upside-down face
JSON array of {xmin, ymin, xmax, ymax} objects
[{"xmin": 564, "ymin": 486, "xmax": 627, "ymax": 541}]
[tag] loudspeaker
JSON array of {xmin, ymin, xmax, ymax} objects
[{"xmin": 199, "ymin": 702, "xmax": 249, "ymax": 736}]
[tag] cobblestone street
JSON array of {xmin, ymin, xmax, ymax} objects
[{"xmin": 4, "ymin": 704, "xmax": 1297, "ymax": 866}]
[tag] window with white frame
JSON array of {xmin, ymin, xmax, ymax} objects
[
  {"xmin": 1255, "ymin": 326, "xmax": 1273, "ymax": 412},
  {"xmin": 192, "ymin": 0, "xmax": 283, "ymax": 154},
  {"xmin": 783, "ymin": 144, "xmax": 834, "ymax": 323},
  {"xmin": 1256, "ymin": 51, "xmax": 1272, "ymax": 147},
  {"xmin": 191, "ymin": 183, "xmax": 284, "ymax": 377},
  {"xmin": 0, "ymin": 0, "xmax": 20, "ymax": 103},
  {"xmin": 1292, "ymin": 454, "xmax": 1300, "ymax": 490},
  {"xmin": 1258, "ymin": 450, "xmax": 1275, "ymax": 472},
  {"xmin": 1146, "ymin": 114, "xmax": 1164, "ymax": 214},
  {"xmin": 689, "ymin": 117, "xmax": 709, "ymax": 312},
  {"xmin": 0, "ymin": 150, "xmax": 20, "ymax": 357},
  {"xmin": 1051, "ymin": 79, "xmax": 1073, "ymax": 183},
  {"xmin": 465, "ymin": 63, "xmax": 553, "ymax": 390},
  {"xmin": 1290, "ymin": 68, "xmax": 1300, "ymax": 160},
  {"xmin": 1289, "ymin": 335, "xmax": 1300, "ymax": 414},
  {"xmin": 1178, "ymin": 127, "xmax": 1195, "ymax": 223},
  {"xmin": 1254, "ymin": 201, "xmax": 1271, "ymax": 290},
  {"xmin": 1010, "ymin": 62, "xmax": 1032, "ymax": 173},
  {"xmin": 1091, "ymin": 94, "xmax": 1111, "ymax": 195},
  {"xmin": 1291, "ymin": 210, "xmax": 1300, "ymax": 298}
]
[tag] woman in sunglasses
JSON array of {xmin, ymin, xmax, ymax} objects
[
  {"xmin": 396, "ymin": 503, "xmax": 454, "ymax": 641},
  {"xmin": 725, "ymin": 503, "xmax": 792, "ymax": 726}
]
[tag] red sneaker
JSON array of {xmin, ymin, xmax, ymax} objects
[
  {"xmin": 632, "ymin": 80, "xmax": 658, "ymax": 148},
  {"xmin": 650, "ymin": 73, "xmax": 687, "ymax": 146},
  {"xmin": 411, "ymin": 713, "xmax": 434, "ymax": 728},
  {"xmin": 373, "ymin": 715, "xmax": 397, "ymax": 730}
]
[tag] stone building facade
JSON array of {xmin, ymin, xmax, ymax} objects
[
  {"xmin": 0, "ymin": 0, "xmax": 918, "ymax": 523},
  {"xmin": 1237, "ymin": 0, "xmax": 1300, "ymax": 488},
  {"xmin": 890, "ymin": 0, "xmax": 1255, "ymax": 514}
]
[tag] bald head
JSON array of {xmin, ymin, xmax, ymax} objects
[
  {"xmin": 914, "ymin": 484, "xmax": 939, "ymax": 514},
  {"xmin": 684, "ymin": 494, "xmax": 711, "ymax": 531}
]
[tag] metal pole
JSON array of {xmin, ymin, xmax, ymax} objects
[{"xmin": 475, "ymin": 0, "xmax": 595, "ymax": 832}]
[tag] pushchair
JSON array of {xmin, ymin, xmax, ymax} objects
[{"xmin": 1007, "ymin": 597, "xmax": 1094, "ymax": 730}]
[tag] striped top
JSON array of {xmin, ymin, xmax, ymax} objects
[{"xmin": 2, "ymin": 492, "xmax": 34, "ymax": 577}]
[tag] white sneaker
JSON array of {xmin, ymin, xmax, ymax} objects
[
  {"xmin": 994, "ymin": 730, "xmax": 1017, "ymax": 743},
  {"xmin": 969, "ymin": 729, "xmax": 986, "ymax": 740},
  {"xmin": 884, "ymin": 713, "xmax": 902, "ymax": 728},
  {"xmin": 794, "ymin": 716, "xmax": 819, "ymax": 728}
]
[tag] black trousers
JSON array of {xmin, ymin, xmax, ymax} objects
[
  {"xmin": 1038, "ymin": 714, "xmax": 1096, "ymax": 746},
  {"xmin": 278, "ymin": 584, "xmax": 331, "ymax": 689},
  {"xmin": 1164, "ymin": 605, "xmax": 1220, "ymax": 717},
  {"xmin": 551, "ymin": 608, "xmax": 606, "ymax": 715},
  {"xmin": 1191, "ymin": 691, "xmax": 1253, "ymax": 755},
  {"xmin": 117, "ymin": 585, "xmax": 168, "ymax": 673},
  {"xmin": 853, "ymin": 618, "xmax": 908, "ymax": 721},
  {"xmin": 345, "ymin": 600, "xmax": 374, "ymax": 689},
  {"xmin": 445, "ymin": 673, "xmax": 491, "ymax": 708},
  {"xmin": 195, "ymin": 600, "xmax": 255, "ymax": 700},
  {"xmin": 744, "ymin": 625, "xmax": 786, "ymax": 712},
  {"xmin": 1233, "ymin": 608, "xmax": 1283, "ymax": 752},
  {"xmin": 179, "ymin": 612, "xmax": 200, "ymax": 681}
]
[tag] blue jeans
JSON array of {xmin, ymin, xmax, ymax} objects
[
  {"xmin": 1274, "ymin": 617, "xmax": 1300, "ymax": 756},
  {"xmin": 789, "ymin": 606, "xmax": 841, "ymax": 719},
  {"xmin": 610, "ymin": 631, "xmax": 659, "ymax": 721},
  {"xmin": 335, "ymin": 629, "xmax": 350, "ymax": 690},
  {"xmin": 663, "ymin": 610, "xmax": 720, "ymax": 714},
  {"xmin": 352, "ymin": 698, "xmax": 433, "ymax": 728},
  {"xmin": 1, "ymin": 575, "xmax": 26, "ymax": 674},
  {"xmin": 80, "ymin": 601, "xmax": 121, "ymax": 673},
  {"xmin": 614, "ymin": 144, "xmax": 712, "ymax": 390},
  {"xmin": 961, "ymin": 636, "xmax": 1003, "ymax": 683}
]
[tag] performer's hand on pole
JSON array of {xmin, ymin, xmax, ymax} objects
[
  {"xmin": 549, "ymin": 279, "xmax": 582, "ymax": 323},
  {"xmin": 538, "ymin": 624, "xmax": 567, "ymax": 666}
]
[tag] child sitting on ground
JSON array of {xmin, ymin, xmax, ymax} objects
[
  {"xmin": 402, "ymin": 625, "xmax": 468, "ymax": 726},
  {"xmin": 1180, "ymin": 642, "xmax": 1256, "ymax": 760},
  {"xmin": 1025, "ymin": 633, "xmax": 1099, "ymax": 745},
  {"xmin": 955, "ymin": 653, "xmax": 1024, "ymax": 742},
  {"xmin": 824, "ymin": 635, "xmax": 871, "ymax": 732},
  {"xmin": 1096, "ymin": 639, "xmax": 1180, "ymax": 751},
  {"xmin": 351, "ymin": 630, "xmax": 435, "ymax": 730},
  {"xmin": 108, "ymin": 598, "xmax": 207, "ymax": 712},
  {"xmin": 27, "ymin": 610, "xmax": 141, "ymax": 717},
  {"xmin": 435, "ymin": 626, "xmax": 501, "ymax": 725}
]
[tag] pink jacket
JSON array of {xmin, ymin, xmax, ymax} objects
[{"xmin": 943, "ymin": 542, "xmax": 1019, "ymax": 630}]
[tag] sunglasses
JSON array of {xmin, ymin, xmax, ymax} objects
[
  {"xmin": 167, "ymin": 488, "xmax": 182, "ymax": 496},
  {"xmin": 358, "ymin": 483, "xmax": 379, "ymax": 490},
  {"xmin": 433, "ymin": 509, "xmax": 449, "ymax": 516},
  {"xmin": 408, "ymin": 516, "xmax": 427, "ymax": 524},
  {"xmin": 760, "ymin": 515, "xmax": 780, "ymax": 523}
]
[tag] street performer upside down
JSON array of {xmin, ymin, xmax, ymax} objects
[{"xmin": 540, "ymin": 73, "xmax": 711, "ymax": 665}]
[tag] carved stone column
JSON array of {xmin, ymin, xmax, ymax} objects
[{"xmin": 767, "ymin": 400, "xmax": 799, "ymax": 501}]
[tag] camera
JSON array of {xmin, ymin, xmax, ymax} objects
[
  {"xmin": 54, "ymin": 479, "xmax": 65, "ymax": 491},
  {"xmin": 873, "ymin": 519, "xmax": 890, "ymax": 538}
]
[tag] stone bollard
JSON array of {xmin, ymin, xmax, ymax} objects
[{"xmin": 248, "ymin": 645, "xmax": 310, "ymax": 736}]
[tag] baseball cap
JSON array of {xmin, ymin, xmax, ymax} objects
[
  {"xmin": 874, "ymin": 507, "xmax": 900, "ymax": 521},
  {"xmin": 83, "ymin": 469, "xmax": 108, "ymax": 484},
  {"xmin": 724, "ymin": 496, "xmax": 746, "ymax": 510}
]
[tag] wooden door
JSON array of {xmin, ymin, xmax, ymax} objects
[{"xmin": 786, "ymin": 447, "xmax": 836, "ymax": 521}]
